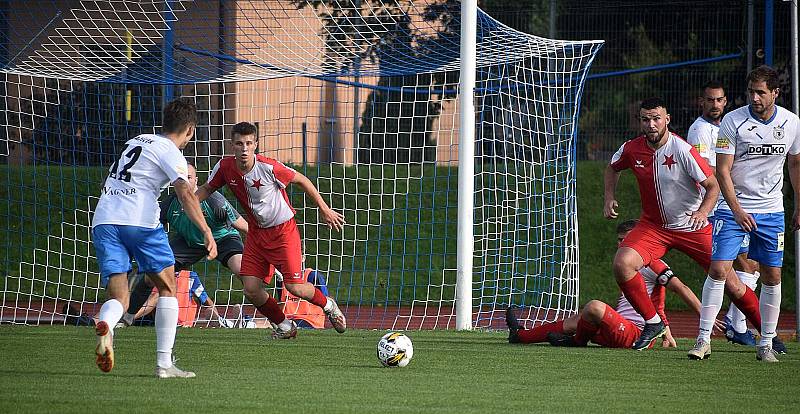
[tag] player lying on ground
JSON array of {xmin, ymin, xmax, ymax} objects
[
  {"xmin": 604, "ymin": 97, "xmax": 764, "ymax": 350},
  {"xmin": 505, "ymin": 220, "xmax": 722, "ymax": 349}
]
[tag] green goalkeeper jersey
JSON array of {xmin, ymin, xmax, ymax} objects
[{"xmin": 159, "ymin": 192, "xmax": 241, "ymax": 247}]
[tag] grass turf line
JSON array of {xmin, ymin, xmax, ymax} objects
[{"xmin": 1, "ymin": 326, "xmax": 798, "ymax": 413}]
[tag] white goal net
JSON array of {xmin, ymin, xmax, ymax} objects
[{"xmin": 1, "ymin": 0, "xmax": 602, "ymax": 330}]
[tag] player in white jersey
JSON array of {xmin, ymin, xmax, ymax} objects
[
  {"xmin": 90, "ymin": 98, "xmax": 218, "ymax": 377},
  {"xmin": 687, "ymin": 80, "xmax": 761, "ymax": 347},
  {"xmin": 505, "ymin": 220, "xmax": 718, "ymax": 348},
  {"xmin": 689, "ymin": 66, "xmax": 800, "ymax": 362}
]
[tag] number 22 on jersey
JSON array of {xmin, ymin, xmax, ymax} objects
[{"xmin": 108, "ymin": 144, "xmax": 142, "ymax": 182}]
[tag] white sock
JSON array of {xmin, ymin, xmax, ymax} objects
[
  {"xmin": 698, "ymin": 276, "xmax": 725, "ymax": 342},
  {"xmin": 278, "ymin": 319, "xmax": 293, "ymax": 331},
  {"xmin": 759, "ymin": 283, "xmax": 781, "ymax": 348},
  {"xmin": 155, "ymin": 296, "xmax": 179, "ymax": 368},
  {"xmin": 323, "ymin": 297, "xmax": 334, "ymax": 313},
  {"xmin": 96, "ymin": 299, "xmax": 124, "ymax": 336},
  {"xmin": 726, "ymin": 271, "xmax": 758, "ymax": 333},
  {"xmin": 644, "ymin": 315, "xmax": 662, "ymax": 324}
]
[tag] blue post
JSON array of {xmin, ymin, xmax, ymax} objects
[
  {"xmin": 765, "ymin": 0, "xmax": 773, "ymax": 66},
  {"xmin": 163, "ymin": 0, "xmax": 175, "ymax": 101}
]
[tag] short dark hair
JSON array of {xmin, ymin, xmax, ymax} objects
[
  {"xmin": 701, "ymin": 80, "xmax": 725, "ymax": 95},
  {"xmin": 616, "ymin": 219, "xmax": 638, "ymax": 234},
  {"xmin": 162, "ymin": 98, "xmax": 197, "ymax": 134},
  {"xmin": 640, "ymin": 97, "xmax": 666, "ymax": 111},
  {"xmin": 231, "ymin": 121, "xmax": 257, "ymax": 138},
  {"xmin": 746, "ymin": 65, "xmax": 780, "ymax": 91}
]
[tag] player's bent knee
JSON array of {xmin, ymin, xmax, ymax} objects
[
  {"xmin": 582, "ymin": 300, "xmax": 606, "ymax": 322},
  {"xmin": 708, "ymin": 263, "xmax": 731, "ymax": 281},
  {"xmin": 226, "ymin": 255, "xmax": 243, "ymax": 275}
]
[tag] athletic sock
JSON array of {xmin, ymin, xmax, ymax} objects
[
  {"xmin": 256, "ymin": 297, "xmax": 286, "ymax": 325},
  {"xmin": 729, "ymin": 285, "xmax": 761, "ymax": 332},
  {"xmin": 619, "ymin": 273, "xmax": 659, "ymax": 322},
  {"xmin": 517, "ymin": 320, "xmax": 565, "ymax": 344},
  {"xmin": 96, "ymin": 299, "xmax": 124, "ymax": 336},
  {"xmin": 726, "ymin": 271, "xmax": 758, "ymax": 332},
  {"xmin": 309, "ymin": 288, "xmax": 328, "ymax": 309},
  {"xmin": 573, "ymin": 317, "xmax": 599, "ymax": 346},
  {"xmin": 155, "ymin": 296, "xmax": 179, "ymax": 369},
  {"xmin": 698, "ymin": 276, "xmax": 725, "ymax": 342},
  {"xmin": 759, "ymin": 283, "xmax": 781, "ymax": 348},
  {"xmin": 127, "ymin": 275, "xmax": 153, "ymax": 316}
]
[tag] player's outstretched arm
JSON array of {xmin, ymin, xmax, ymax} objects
[
  {"xmin": 603, "ymin": 164, "xmax": 620, "ymax": 219},
  {"xmin": 195, "ymin": 182, "xmax": 216, "ymax": 202},
  {"xmin": 661, "ymin": 326, "xmax": 677, "ymax": 348},
  {"xmin": 175, "ymin": 179, "xmax": 218, "ymax": 260},
  {"xmin": 788, "ymin": 153, "xmax": 800, "ymax": 231},
  {"xmin": 291, "ymin": 172, "xmax": 346, "ymax": 231}
]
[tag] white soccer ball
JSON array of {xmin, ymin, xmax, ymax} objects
[{"xmin": 377, "ymin": 332, "xmax": 414, "ymax": 367}]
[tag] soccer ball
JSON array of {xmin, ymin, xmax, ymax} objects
[{"xmin": 377, "ymin": 332, "xmax": 414, "ymax": 367}]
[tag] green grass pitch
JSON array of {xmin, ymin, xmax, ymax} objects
[{"xmin": 1, "ymin": 326, "xmax": 799, "ymax": 413}]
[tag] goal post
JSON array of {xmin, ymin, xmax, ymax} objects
[
  {"xmin": 0, "ymin": 0, "xmax": 603, "ymax": 330},
  {"xmin": 456, "ymin": 0, "xmax": 476, "ymax": 331}
]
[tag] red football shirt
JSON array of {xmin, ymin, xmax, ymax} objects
[{"xmin": 208, "ymin": 155, "xmax": 296, "ymax": 228}]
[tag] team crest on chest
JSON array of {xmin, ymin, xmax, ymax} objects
[
  {"xmin": 250, "ymin": 179, "xmax": 264, "ymax": 190},
  {"xmin": 774, "ymin": 127, "xmax": 785, "ymax": 140},
  {"xmin": 661, "ymin": 154, "xmax": 676, "ymax": 170}
]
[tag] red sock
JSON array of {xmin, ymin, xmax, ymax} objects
[
  {"xmin": 731, "ymin": 286, "xmax": 761, "ymax": 331},
  {"xmin": 309, "ymin": 287, "xmax": 328, "ymax": 308},
  {"xmin": 619, "ymin": 273, "xmax": 657, "ymax": 320},
  {"xmin": 257, "ymin": 297, "xmax": 286, "ymax": 324},
  {"xmin": 573, "ymin": 317, "xmax": 600, "ymax": 346},
  {"xmin": 517, "ymin": 320, "xmax": 565, "ymax": 344}
]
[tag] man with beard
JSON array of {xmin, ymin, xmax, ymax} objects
[
  {"xmin": 687, "ymin": 81, "xmax": 762, "ymax": 347},
  {"xmin": 689, "ymin": 66, "xmax": 800, "ymax": 362},
  {"xmin": 603, "ymin": 97, "xmax": 721, "ymax": 350}
]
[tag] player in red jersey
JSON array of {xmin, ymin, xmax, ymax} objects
[
  {"xmin": 604, "ymin": 97, "xmax": 729, "ymax": 350},
  {"xmin": 505, "ymin": 220, "xmax": 725, "ymax": 349},
  {"xmin": 605, "ymin": 97, "xmax": 764, "ymax": 351},
  {"xmin": 196, "ymin": 122, "xmax": 347, "ymax": 338}
]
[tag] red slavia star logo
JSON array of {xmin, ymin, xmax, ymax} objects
[
  {"xmin": 662, "ymin": 154, "xmax": 677, "ymax": 170},
  {"xmin": 250, "ymin": 179, "xmax": 264, "ymax": 190}
]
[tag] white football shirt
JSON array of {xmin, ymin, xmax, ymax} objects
[
  {"xmin": 687, "ymin": 116, "xmax": 720, "ymax": 168},
  {"xmin": 687, "ymin": 116, "xmax": 722, "ymax": 216},
  {"xmin": 610, "ymin": 133, "xmax": 713, "ymax": 231},
  {"xmin": 92, "ymin": 134, "xmax": 189, "ymax": 228},
  {"xmin": 716, "ymin": 105, "xmax": 800, "ymax": 213}
]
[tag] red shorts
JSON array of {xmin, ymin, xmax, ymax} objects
[
  {"xmin": 591, "ymin": 303, "xmax": 642, "ymax": 348},
  {"xmin": 621, "ymin": 221, "xmax": 711, "ymax": 271},
  {"xmin": 240, "ymin": 218, "xmax": 305, "ymax": 284}
]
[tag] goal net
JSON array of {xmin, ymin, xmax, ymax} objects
[{"xmin": 1, "ymin": 0, "xmax": 602, "ymax": 330}]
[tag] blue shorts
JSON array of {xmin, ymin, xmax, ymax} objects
[
  {"xmin": 711, "ymin": 210, "xmax": 785, "ymax": 267},
  {"xmin": 709, "ymin": 215, "xmax": 749, "ymax": 255},
  {"xmin": 92, "ymin": 224, "xmax": 175, "ymax": 286}
]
